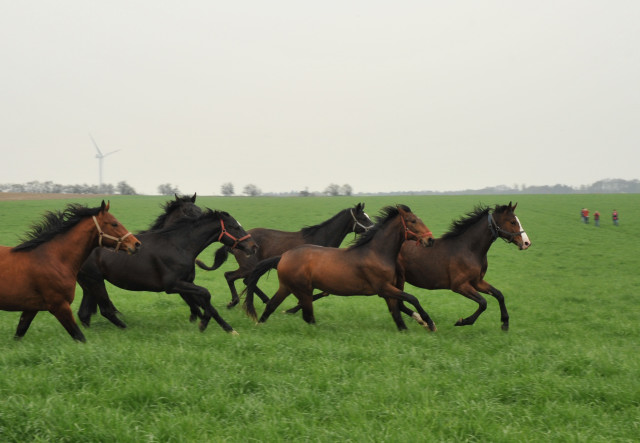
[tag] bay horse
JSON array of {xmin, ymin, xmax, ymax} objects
[
  {"xmin": 0, "ymin": 201, "xmax": 140, "ymax": 342},
  {"xmin": 77, "ymin": 193, "xmax": 202, "ymax": 324},
  {"xmin": 244, "ymin": 205, "xmax": 437, "ymax": 331},
  {"xmin": 288, "ymin": 203, "xmax": 531, "ymax": 331},
  {"xmin": 76, "ymin": 209, "xmax": 258, "ymax": 334},
  {"xmin": 195, "ymin": 203, "xmax": 373, "ymax": 309}
]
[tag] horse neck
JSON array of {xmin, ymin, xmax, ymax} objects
[
  {"xmin": 171, "ymin": 218, "xmax": 222, "ymax": 256},
  {"xmin": 452, "ymin": 215, "xmax": 495, "ymax": 256},
  {"xmin": 43, "ymin": 217, "xmax": 101, "ymax": 275},
  {"xmin": 305, "ymin": 210, "xmax": 353, "ymax": 247},
  {"xmin": 366, "ymin": 217, "xmax": 406, "ymax": 262}
]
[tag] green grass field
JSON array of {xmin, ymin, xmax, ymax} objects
[{"xmin": 0, "ymin": 194, "xmax": 638, "ymax": 442}]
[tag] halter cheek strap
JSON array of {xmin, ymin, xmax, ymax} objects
[
  {"xmin": 350, "ymin": 209, "xmax": 372, "ymax": 232},
  {"xmin": 488, "ymin": 213, "xmax": 524, "ymax": 243},
  {"xmin": 218, "ymin": 219, "xmax": 252, "ymax": 249},
  {"xmin": 400, "ymin": 216, "xmax": 432, "ymax": 242},
  {"xmin": 92, "ymin": 216, "xmax": 132, "ymax": 252}
]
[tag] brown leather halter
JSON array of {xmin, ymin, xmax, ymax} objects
[
  {"xmin": 400, "ymin": 215, "xmax": 432, "ymax": 241},
  {"xmin": 92, "ymin": 216, "xmax": 133, "ymax": 252},
  {"xmin": 218, "ymin": 219, "xmax": 252, "ymax": 249}
]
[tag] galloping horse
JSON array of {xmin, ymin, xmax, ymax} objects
[
  {"xmin": 396, "ymin": 202, "xmax": 530, "ymax": 330},
  {"xmin": 293, "ymin": 203, "xmax": 531, "ymax": 330},
  {"xmin": 0, "ymin": 201, "xmax": 140, "ymax": 341},
  {"xmin": 244, "ymin": 205, "xmax": 437, "ymax": 331},
  {"xmin": 77, "ymin": 209, "xmax": 257, "ymax": 334},
  {"xmin": 77, "ymin": 193, "xmax": 202, "ymax": 324},
  {"xmin": 196, "ymin": 203, "xmax": 373, "ymax": 309}
]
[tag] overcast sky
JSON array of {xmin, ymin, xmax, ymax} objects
[{"xmin": 1, "ymin": 1, "xmax": 638, "ymax": 195}]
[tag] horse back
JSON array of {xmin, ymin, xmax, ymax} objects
[{"xmin": 249, "ymin": 228, "xmax": 305, "ymax": 260}]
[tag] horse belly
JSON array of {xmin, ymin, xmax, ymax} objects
[{"xmin": 0, "ymin": 251, "xmax": 48, "ymax": 310}]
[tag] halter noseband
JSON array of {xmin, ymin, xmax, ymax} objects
[
  {"xmin": 218, "ymin": 219, "xmax": 252, "ymax": 249},
  {"xmin": 400, "ymin": 215, "xmax": 432, "ymax": 242},
  {"xmin": 488, "ymin": 212, "xmax": 524, "ymax": 243},
  {"xmin": 92, "ymin": 216, "xmax": 132, "ymax": 252},
  {"xmin": 350, "ymin": 209, "xmax": 372, "ymax": 232}
]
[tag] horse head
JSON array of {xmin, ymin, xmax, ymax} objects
[
  {"xmin": 351, "ymin": 203, "xmax": 374, "ymax": 234},
  {"xmin": 490, "ymin": 202, "xmax": 531, "ymax": 250},
  {"xmin": 94, "ymin": 200, "xmax": 141, "ymax": 254},
  {"xmin": 217, "ymin": 211, "xmax": 258, "ymax": 257},
  {"xmin": 397, "ymin": 205, "xmax": 434, "ymax": 247}
]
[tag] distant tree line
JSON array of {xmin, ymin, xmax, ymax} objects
[{"xmin": 0, "ymin": 181, "xmax": 137, "ymax": 195}]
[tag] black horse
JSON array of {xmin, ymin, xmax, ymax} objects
[
  {"xmin": 195, "ymin": 203, "xmax": 373, "ymax": 309},
  {"xmin": 77, "ymin": 209, "xmax": 257, "ymax": 334}
]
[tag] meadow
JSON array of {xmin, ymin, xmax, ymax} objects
[{"xmin": 0, "ymin": 194, "xmax": 638, "ymax": 442}]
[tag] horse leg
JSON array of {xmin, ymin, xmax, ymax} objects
[
  {"xmin": 382, "ymin": 288, "xmax": 437, "ymax": 331},
  {"xmin": 14, "ymin": 311, "xmax": 38, "ymax": 340},
  {"xmin": 453, "ymin": 283, "xmax": 488, "ymax": 327},
  {"xmin": 394, "ymin": 300, "xmax": 431, "ymax": 328},
  {"xmin": 284, "ymin": 291, "xmax": 329, "ymax": 314},
  {"xmin": 51, "ymin": 302, "xmax": 86, "ymax": 342},
  {"xmin": 78, "ymin": 272, "xmax": 126, "ymax": 329},
  {"xmin": 383, "ymin": 298, "xmax": 408, "ymax": 330},
  {"xmin": 180, "ymin": 294, "xmax": 204, "ymax": 322},
  {"xmin": 295, "ymin": 291, "xmax": 316, "ymax": 324},
  {"xmin": 259, "ymin": 286, "xmax": 291, "ymax": 323},
  {"xmin": 224, "ymin": 270, "xmax": 243, "ymax": 308},
  {"xmin": 478, "ymin": 281, "xmax": 509, "ymax": 331},
  {"xmin": 170, "ymin": 281, "xmax": 236, "ymax": 334}
]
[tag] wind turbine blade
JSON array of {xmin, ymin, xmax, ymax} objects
[
  {"xmin": 89, "ymin": 134, "xmax": 103, "ymax": 156},
  {"xmin": 102, "ymin": 149, "xmax": 121, "ymax": 158}
]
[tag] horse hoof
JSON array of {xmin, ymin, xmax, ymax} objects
[
  {"xmin": 226, "ymin": 301, "xmax": 239, "ymax": 309},
  {"xmin": 454, "ymin": 318, "xmax": 464, "ymax": 326},
  {"xmin": 229, "ymin": 329, "xmax": 239, "ymax": 335},
  {"xmin": 501, "ymin": 324, "xmax": 509, "ymax": 331},
  {"xmin": 429, "ymin": 324, "xmax": 437, "ymax": 332}
]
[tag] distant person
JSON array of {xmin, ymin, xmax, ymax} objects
[
  {"xmin": 581, "ymin": 208, "xmax": 589, "ymax": 224},
  {"xmin": 612, "ymin": 210, "xmax": 619, "ymax": 226},
  {"xmin": 594, "ymin": 211, "xmax": 600, "ymax": 227}
]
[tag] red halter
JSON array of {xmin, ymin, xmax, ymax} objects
[
  {"xmin": 400, "ymin": 215, "xmax": 432, "ymax": 242},
  {"xmin": 218, "ymin": 219, "xmax": 252, "ymax": 249}
]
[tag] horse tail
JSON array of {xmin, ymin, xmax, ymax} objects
[
  {"xmin": 195, "ymin": 246, "xmax": 229, "ymax": 271},
  {"xmin": 244, "ymin": 256, "xmax": 281, "ymax": 321}
]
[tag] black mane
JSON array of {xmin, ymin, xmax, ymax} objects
[
  {"xmin": 349, "ymin": 204, "xmax": 410, "ymax": 249},
  {"xmin": 150, "ymin": 208, "xmax": 227, "ymax": 234},
  {"xmin": 300, "ymin": 207, "xmax": 350, "ymax": 239},
  {"xmin": 441, "ymin": 204, "xmax": 510, "ymax": 239},
  {"xmin": 139, "ymin": 195, "xmax": 200, "ymax": 234},
  {"xmin": 12, "ymin": 204, "xmax": 103, "ymax": 252}
]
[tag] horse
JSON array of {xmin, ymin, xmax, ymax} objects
[
  {"xmin": 77, "ymin": 193, "xmax": 203, "ymax": 323},
  {"xmin": 76, "ymin": 209, "xmax": 258, "ymax": 334},
  {"xmin": 243, "ymin": 205, "xmax": 437, "ymax": 331},
  {"xmin": 195, "ymin": 203, "xmax": 373, "ymax": 309},
  {"xmin": 288, "ymin": 203, "xmax": 531, "ymax": 331},
  {"xmin": 0, "ymin": 201, "xmax": 140, "ymax": 342}
]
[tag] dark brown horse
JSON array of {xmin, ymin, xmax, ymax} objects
[
  {"xmin": 396, "ymin": 202, "xmax": 530, "ymax": 330},
  {"xmin": 77, "ymin": 209, "xmax": 257, "ymax": 334},
  {"xmin": 290, "ymin": 203, "xmax": 531, "ymax": 331},
  {"xmin": 244, "ymin": 205, "xmax": 437, "ymax": 331},
  {"xmin": 0, "ymin": 201, "xmax": 140, "ymax": 341},
  {"xmin": 196, "ymin": 203, "xmax": 373, "ymax": 309}
]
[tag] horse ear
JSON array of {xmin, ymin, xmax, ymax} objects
[
  {"xmin": 512, "ymin": 202, "xmax": 518, "ymax": 211},
  {"xmin": 396, "ymin": 205, "xmax": 408, "ymax": 216},
  {"xmin": 100, "ymin": 200, "xmax": 110, "ymax": 212},
  {"xmin": 175, "ymin": 193, "xmax": 180, "ymax": 201},
  {"xmin": 191, "ymin": 193, "xmax": 197, "ymax": 202}
]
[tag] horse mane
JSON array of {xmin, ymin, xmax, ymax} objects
[
  {"xmin": 441, "ymin": 204, "xmax": 511, "ymax": 239},
  {"xmin": 12, "ymin": 204, "xmax": 103, "ymax": 252},
  {"xmin": 149, "ymin": 208, "xmax": 226, "ymax": 234},
  {"xmin": 300, "ymin": 207, "xmax": 349, "ymax": 239},
  {"xmin": 349, "ymin": 204, "xmax": 410, "ymax": 249},
  {"xmin": 139, "ymin": 195, "xmax": 198, "ymax": 234}
]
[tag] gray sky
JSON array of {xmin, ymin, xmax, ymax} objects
[{"xmin": 1, "ymin": 1, "xmax": 638, "ymax": 195}]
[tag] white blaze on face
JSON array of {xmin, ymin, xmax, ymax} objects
[{"xmin": 516, "ymin": 216, "xmax": 531, "ymax": 250}]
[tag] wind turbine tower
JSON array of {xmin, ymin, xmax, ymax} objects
[{"xmin": 89, "ymin": 134, "xmax": 120, "ymax": 190}]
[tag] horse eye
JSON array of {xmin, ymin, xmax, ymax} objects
[{"xmin": 111, "ymin": 222, "xmax": 118, "ymax": 227}]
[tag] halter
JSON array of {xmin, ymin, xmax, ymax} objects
[
  {"xmin": 488, "ymin": 212, "xmax": 524, "ymax": 243},
  {"xmin": 400, "ymin": 215, "xmax": 432, "ymax": 242},
  {"xmin": 218, "ymin": 219, "xmax": 252, "ymax": 249},
  {"xmin": 350, "ymin": 209, "xmax": 372, "ymax": 232},
  {"xmin": 92, "ymin": 216, "xmax": 133, "ymax": 252}
]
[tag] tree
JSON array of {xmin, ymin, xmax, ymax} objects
[
  {"xmin": 243, "ymin": 184, "xmax": 262, "ymax": 197},
  {"xmin": 158, "ymin": 183, "xmax": 179, "ymax": 195},
  {"xmin": 118, "ymin": 181, "xmax": 137, "ymax": 195},
  {"xmin": 324, "ymin": 183, "xmax": 340, "ymax": 196},
  {"xmin": 341, "ymin": 184, "xmax": 353, "ymax": 196},
  {"xmin": 221, "ymin": 182, "xmax": 235, "ymax": 196}
]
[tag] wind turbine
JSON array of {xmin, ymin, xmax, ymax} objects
[{"xmin": 89, "ymin": 134, "xmax": 120, "ymax": 190}]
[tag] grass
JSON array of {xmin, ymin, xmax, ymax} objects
[{"xmin": 0, "ymin": 194, "xmax": 638, "ymax": 441}]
